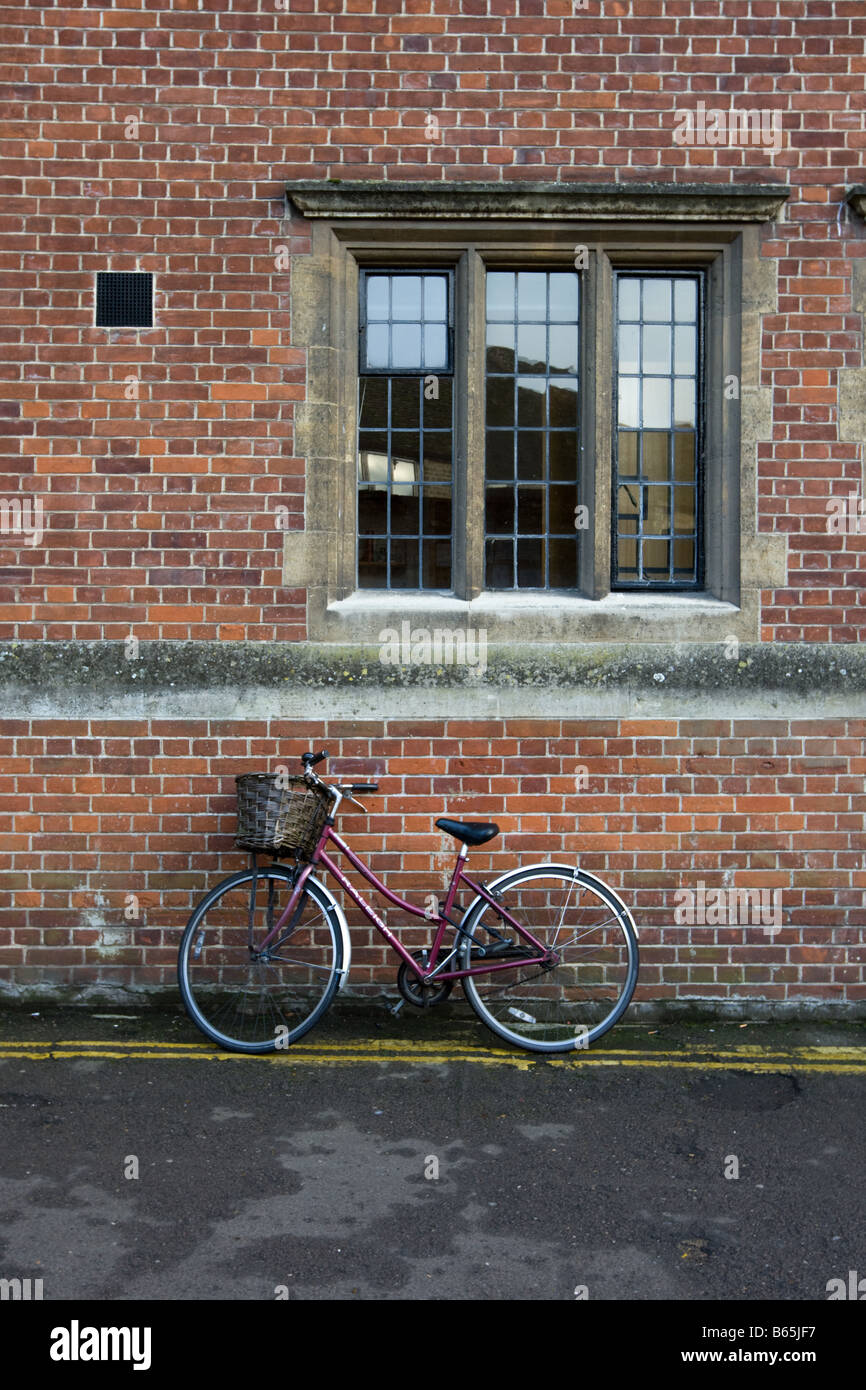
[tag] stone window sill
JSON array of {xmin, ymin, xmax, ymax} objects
[
  {"xmin": 325, "ymin": 589, "xmax": 743, "ymax": 644},
  {"xmin": 330, "ymin": 590, "xmax": 737, "ymax": 617}
]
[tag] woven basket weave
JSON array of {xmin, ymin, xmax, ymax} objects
[{"xmin": 235, "ymin": 773, "xmax": 329, "ymax": 859}]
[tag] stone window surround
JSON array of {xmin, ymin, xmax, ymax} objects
[{"xmin": 285, "ymin": 181, "xmax": 789, "ymax": 646}]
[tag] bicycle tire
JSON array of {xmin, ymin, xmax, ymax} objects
[
  {"xmin": 178, "ymin": 864, "xmax": 342, "ymax": 1054},
  {"xmin": 458, "ymin": 864, "xmax": 639, "ymax": 1053}
]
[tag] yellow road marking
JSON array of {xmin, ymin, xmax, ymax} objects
[
  {"xmin": 0, "ymin": 1039, "xmax": 863, "ymax": 1073},
  {"xmin": 1, "ymin": 1038, "xmax": 864, "ymax": 1058}
]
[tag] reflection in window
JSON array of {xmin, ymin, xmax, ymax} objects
[
  {"xmin": 361, "ymin": 271, "xmax": 450, "ymax": 374},
  {"xmin": 485, "ymin": 270, "xmax": 580, "ymax": 589},
  {"xmin": 614, "ymin": 273, "xmax": 701, "ymax": 588},
  {"xmin": 357, "ymin": 271, "xmax": 453, "ymax": 588}
]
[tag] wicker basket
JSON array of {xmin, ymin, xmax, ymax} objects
[{"xmin": 235, "ymin": 773, "xmax": 330, "ymax": 859}]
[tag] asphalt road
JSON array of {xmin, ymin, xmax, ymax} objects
[{"xmin": 0, "ymin": 1009, "xmax": 863, "ymax": 1302}]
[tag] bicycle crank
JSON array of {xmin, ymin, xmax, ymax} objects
[{"xmin": 396, "ymin": 950, "xmax": 454, "ymax": 1008}]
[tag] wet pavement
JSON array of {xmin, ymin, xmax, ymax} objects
[{"xmin": 0, "ymin": 1007, "xmax": 863, "ymax": 1301}]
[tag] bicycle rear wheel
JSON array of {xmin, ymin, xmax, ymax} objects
[
  {"xmin": 458, "ymin": 865, "xmax": 638, "ymax": 1053},
  {"xmin": 178, "ymin": 864, "xmax": 342, "ymax": 1054}
]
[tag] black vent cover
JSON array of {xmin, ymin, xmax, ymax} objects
[{"xmin": 96, "ymin": 272, "xmax": 153, "ymax": 328}]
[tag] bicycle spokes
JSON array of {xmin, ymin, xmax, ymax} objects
[
  {"xmin": 460, "ymin": 868, "xmax": 639, "ymax": 1051},
  {"xmin": 178, "ymin": 869, "xmax": 341, "ymax": 1051}
]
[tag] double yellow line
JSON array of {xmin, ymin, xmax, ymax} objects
[{"xmin": 0, "ymin": 1039, "xmax": 864, "ymax": 1072}]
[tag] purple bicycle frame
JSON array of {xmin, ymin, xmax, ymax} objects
[{"xmin": 258, "ymin": 821, "xmax": 549, "ymax": 983}]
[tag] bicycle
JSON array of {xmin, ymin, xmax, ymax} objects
[{"xmin": 177, "ymin": 750, "xmax": 639, "ymax": 1055}]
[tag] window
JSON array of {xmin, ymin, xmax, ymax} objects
[
  {"xmin": 614, "ymin": 272, "xmax": 703, "ymax": 589},
  {"xmin": 485, "ymin": 270, "xmax": 580, "ymax": 590},
  {"xmin": 287, "ymin": 180, "xmax": 789, "ymax": 644},
  {"xmin": 358, "ymin": 272, "xmax": 453, "ymax": 589},
  {"xmin": 354, "ymin": 260, "xmax": 703, "ymax": 596}
]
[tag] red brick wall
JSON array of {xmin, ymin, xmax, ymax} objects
[
  {"xmin": 1, "ymin": 718, "xmax": 862, "ymax": 1005},
  {"xmin": 1, "ymin": 1, "xmax": 865, "ymax": 639},
  {"xmin": 2, "ymin": 2, "xmax": 865, "ymax": 1007}
]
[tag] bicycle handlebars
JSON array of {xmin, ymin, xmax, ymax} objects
[{"xmin": 301, "ymin": 750, "xmax": 379, "ymax": 799}]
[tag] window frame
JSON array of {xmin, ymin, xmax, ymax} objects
[
  {"xmin": 357, "ymin": 276, "xmax": 457, "ymax": 591},
  {"xmin": 611, "ymin": 267, "xmax": 706, "ymax": 594},
  {"xmin": 358, "ymin": 267, "xmax": 455, "ymax": 377},
  {"xmin": 483, "ymin": 266, "xmax": 583, "ymax": 594},
  {"xmin": 287, "ymin": 183, "xmax": 789, "ymax": 646},
  {"xmin": 349, "ymin": 240, "xmax": 723, "ymax": 606}
]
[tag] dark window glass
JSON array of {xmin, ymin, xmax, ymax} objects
[
  {"xmin": 614, "ymin": 273, "xmax": 701, "ymax": 588},
  {"xmin": 484, "ymin": 270, "xmax": 580, "ymax": 589},
  {"xmin": 357, "ymin": 272, "xmax": 453, "ymax": 589}
]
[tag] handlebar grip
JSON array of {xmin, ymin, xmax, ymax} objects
[
  {"xmin": 302, "ymin": 749, "xmax": 329, "ymax": 768},
  {"xmin": 352, "ymin": 783, "xmax": 379, "ymax": 793}
]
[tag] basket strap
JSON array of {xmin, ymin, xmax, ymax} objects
[{"xmin": 247, "ymin": 852, "xmax": 258, "ymax": 947}]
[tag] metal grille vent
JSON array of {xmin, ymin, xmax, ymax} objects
[{"xmin": 96, "ymin": 272, "xmax": 153, "ymax": 328}]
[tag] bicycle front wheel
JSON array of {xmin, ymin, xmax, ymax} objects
[
  {"xmin": 178, "ymin": 864, "xmax": 342, "ymax": 1054},
  {"xmin": 458, "ymin": 865, "xmax": 639, "ymax": 1053}
]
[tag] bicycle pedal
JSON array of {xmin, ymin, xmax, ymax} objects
[{"xmin": 388, "ymin": 999, "xmax": 405, "ymax": 1018}]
